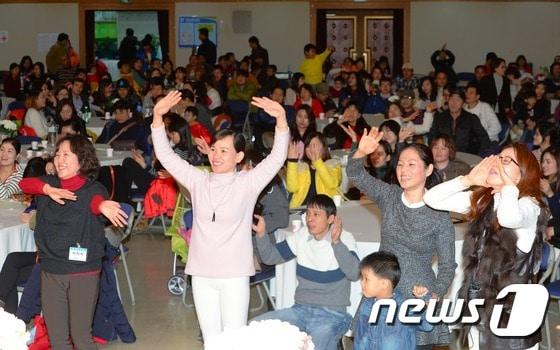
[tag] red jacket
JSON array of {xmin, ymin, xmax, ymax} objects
[{"xmin": 294, "ymin": 98, "xmax": 324, "ymax": 118}]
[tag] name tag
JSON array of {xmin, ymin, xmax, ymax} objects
[{"xmin": 68, "ymin": 246, "xmax": 88, "ymax": 262}]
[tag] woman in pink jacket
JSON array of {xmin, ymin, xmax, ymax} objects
[{"xmin": 151, "ymin": 91, "xmax": 289, "ymax": 343}]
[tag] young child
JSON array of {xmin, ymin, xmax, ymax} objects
[
  {"xmin": 252, "ymin": 194, "xmax": 360, "ymax": 350},
  {"xmin": 329, "ymin": 76, "xmax": 345, "ymax": 100},
  {"xmin": 353, "ymin": 251, "xmax": 433, "ymax": 350},
  {"xmin": 184, "ymin": 106, "xmax": 212, "ymax": 145}
]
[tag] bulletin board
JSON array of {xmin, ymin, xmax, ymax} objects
[{"xmin": 178, "ymin": 16, "xmax": 217, "ymax": 48}]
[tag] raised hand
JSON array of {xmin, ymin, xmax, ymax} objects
[
  {"xmin": 43, "ymin": 184, "xmax": 77, "ymax": 205},
  {"xmin": 462, "ymin": 156, "xmax": 495, "ymax": 188},
  {"xmin": 153, "ymin": 90, "xmax": 183, "ymax": 127},
  {"xmin": 354, "ymin": 128, "xmax": 384, "ymax": 158},
  {"xmin": 399, "ymin": 127, "xmax": 414, "ymax": 141},
  {"xmin": 288, "ymin": 141, "xmax": 299, "ymax": 160},
  {"xmin": 339, "ymin": 124, "xmax": 357, "ymax": 143},
  {"xmin": 330, "ymin": 215, "xmax": 342, "ymax": 244},
  {"xmin": 252, "ymin": 214, "xmax": 266, "ymax": 238},
  {"xmin": 251, "ymin": 97, "xmax": 287, "ymax": 128},
  {"xmin": 194, "ymin": 137, "xmax": 210, "ymax": 155},
  {"xmin": 99, "ymin": 200, "xmax": 128, "ymax": 227}
]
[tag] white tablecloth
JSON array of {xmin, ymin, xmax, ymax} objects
[
  {"xmin": 0, "ymin": 200, "xmax": 35, "ymax": 269},
  {"xmin": 86, "ymin": 117, "xmax": 107, "ymax": 137},
  {"xmin": 272, "ymin": 200, "xmax": 467, "ymax": 317},
  {"xmin": 19, "ymin": 144, "xmax": 131, "ymax": 167}
]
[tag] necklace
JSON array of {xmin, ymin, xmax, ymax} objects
[{"xmin": 208, "ymin": 172, "xmax": 238, "ymax": 222}]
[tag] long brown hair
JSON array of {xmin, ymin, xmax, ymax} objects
[{"xmin": 467, "ymin": 144, "xmax": 544, "ymax": 226}]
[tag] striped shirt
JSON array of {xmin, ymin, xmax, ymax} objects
[{"xmin": 0, "ymin": 163, "xmax": 24, "ymax": 199}]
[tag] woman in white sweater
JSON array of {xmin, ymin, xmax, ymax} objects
[
  {"xmin": 24, "ymin": 90, "xmax": 49, "ymax": 138},
  {"xmin": 424, "ymin": 144, "xmax": 545, "ymax": 350}
]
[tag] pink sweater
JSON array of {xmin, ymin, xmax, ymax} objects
[{"xmin": 152, "ymin": 125, "xmax": 289, "ymax": 277}]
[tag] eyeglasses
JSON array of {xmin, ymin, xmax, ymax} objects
[{"xmin": 498, "ymin": 155, "xmax": 519, "ymax": 167}]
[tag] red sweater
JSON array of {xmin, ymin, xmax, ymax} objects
[
  {"xmin": 20, "ymin": 175, "xmax": 104, "ymax": 215},
  {"xmin": 294, "ymin": 98, "xmax": 324, "ymax": 118}
]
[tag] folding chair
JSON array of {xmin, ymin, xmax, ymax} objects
[
  {"xmin": 130, "ymin": 189, "xmax": 168, "ymax": 235},
  {"xmin": 113, "ymin": 203, "xmax": 136, "ymax": 306},
  {"xmin": 249, "ymin": 267, "xmax": 276, "ymax": 313}
]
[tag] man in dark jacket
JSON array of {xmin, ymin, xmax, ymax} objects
[
  {"xmin": 197, "ymin": 27, "xmax": 216, "ymax": 66},
  {"xmin": 429, "ymin": 89, "xmax": 491, "ymax": 155},
  {"xmin": 431, "ymin": 46, "xmax": 457, "ymax": 87},
  {"xmin": 249, "ymin": 36, "xmax": 269, "ymax": 66},
  {"xmin": 479, "ymin": 57, "xmax": 511, "ymax": 122},
  {"xmin": 118, "ymin": 28, "xmax": 139, "ymax": 64}
]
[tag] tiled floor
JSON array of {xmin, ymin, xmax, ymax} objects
[{"xmin": 101, "ymin": 230, "xmax": 560, "ymax": 350}]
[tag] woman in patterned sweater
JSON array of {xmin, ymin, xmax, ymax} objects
[{"xmin": 347, "ymin": 128, "xmax": 456, "ymax": 349}]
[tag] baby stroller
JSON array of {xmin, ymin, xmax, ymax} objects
[{"xmin": 164, "ymin": 193, "xmax": 193, "ymax": 304}]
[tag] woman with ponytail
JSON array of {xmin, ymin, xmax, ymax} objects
[
  {"xmin": 424, "ymin": 144, "xmax": 546, "ymax": 350},
  {"xmin": 347, "ymin": 128, "xmax": 456, "ymax": 349}
]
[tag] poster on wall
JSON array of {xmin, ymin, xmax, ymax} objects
[
  {"xmin": 178, "ymin": 17, "xmax": 217, "ymax": 47},
  {"xmin": 0, "ymin": 31, "xmax": 8, "ymax": 44}
]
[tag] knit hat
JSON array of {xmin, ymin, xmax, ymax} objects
[{"xmin": 116, "ymin": 79, "xmax": 130, "ymax": 89}]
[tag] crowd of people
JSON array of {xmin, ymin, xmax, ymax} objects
[{"xmin": 0, "ymin": 26, "xmax": 559, "ymax": 350}]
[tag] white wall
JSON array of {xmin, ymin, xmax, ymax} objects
[
  {"xmin": 410, "ymin": 1, "xmax": 560, "ymax": 75},
  {"xmin": 0, "ymin": 3, "xmax": 79, "ymax": 70},
  {"xmin": 175, "ymin": 1, "xmax": 309, "ymax": 72}
]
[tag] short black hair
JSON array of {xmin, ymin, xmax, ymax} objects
[
  {"xmin": 199, "ymin": 27, "xmax": 209, "ymax": 36},
  {"xmin": 248, "ymin": 36, "xmax": 259, "ymax": 45},
  {"xmin": 72, "ymin": 77, "xmax": 85, "ymax": 85},
  {"xmin": 1, "ymin": 137, "xmax": 21, "ymax": 155},
  {"xmin": 23, "ymin": 157, "xmax": 47, "ymax": 178},
  {"xmin": 57, "ymin": 33, "xmax": 69, "ymax": 42},
  {"xmin": 448, "ymin": 88, "xmax": 465, "ymax": 101},
  {"xmin": 9, "ymin": 62, "xmax": 18, "ymax": 71},
  {"xmin": 113, "ymin": 99, "xmax": 132, "ymax": 111},
  {"xmin": 212, "ymin": 129, "xmax": 246, "ymax": 153},
  {"xmin": 267, "ymin": 64, "xmax": 278, "ymax": 72},
  {"xmin": 185, "ymin": 106, "xmax": 198, "ymax": 118},
  {"xmin": 306, "ymin": 194, "xmax": 337, "ymax": 217},
  {"xmin": 149, "ymin": 77, "xmax": 165, "ymax": 89},
  {"xmin": 180, "ymin": 89, "xmax": 195, "ymax": 102},
  {"xmin": 360, "ymin": 251, "xmax": 401, "ymax": 288},
  {"xmin": 304, "ymin": 43, "xmax": 316, "ymax": 54},
  {"xmin": 236, "ymin": 69, "xmax": 249, "ymax": 78},
  {"xmin": 465, "ymin": 82, "xmax": 480, "ymax": 95},
  {"xmin": 474, "ymin": 65, "xmax": 485, "ymax": 71}
]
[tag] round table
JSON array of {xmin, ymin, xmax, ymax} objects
[
  {"xmin": 0, "ymin": 200, "xmax": 35, "ymax": 270},
  {"xmin": 271, "ymin": 199, "xmax": 467, "ymax": 318}
]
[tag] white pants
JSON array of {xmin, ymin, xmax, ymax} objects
[
  {"xmin": 192, "ymin": 276, "xmax": 250, "ymax": 344},
  {"xmin": 468, "ymin": 327, "xmax": 539, "ymax": 350}
]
